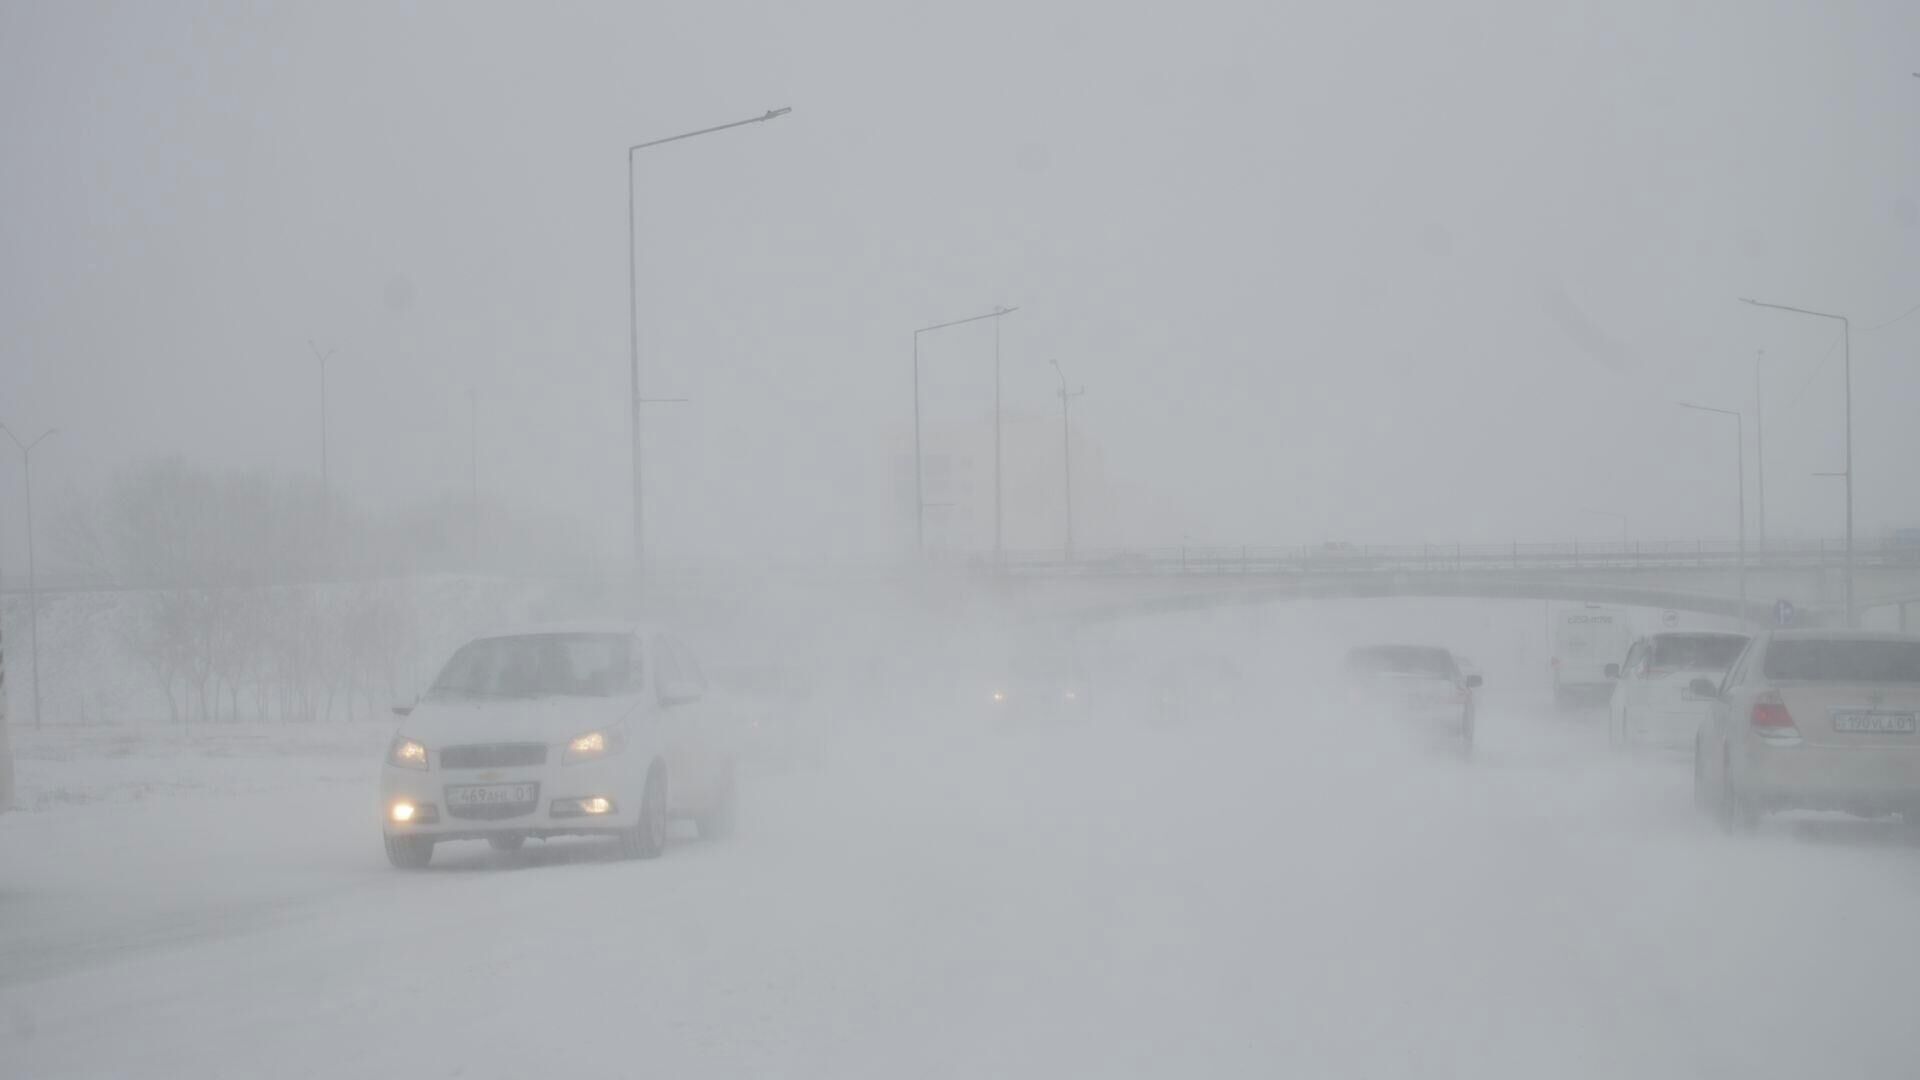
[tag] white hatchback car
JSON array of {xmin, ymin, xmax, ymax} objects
[
  {"xmin": 1695, "ymin": 630, "xmax": 1920, "ymax": 830},
  {"xmin": 380, "ymin": 623, "xmax": 735, "ymax": 868}
]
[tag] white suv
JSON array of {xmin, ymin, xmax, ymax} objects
[
  {"xmin": 1606, "ymin": 631, "xmax": 1749, "ymax": 752},
  {"xmin": 380, "ymin": 623, "xmax": 735, "ymax": 868}
]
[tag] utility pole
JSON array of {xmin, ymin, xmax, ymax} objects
[
  {"xmin": 1049, "ymin": 358, "xmax": 1085, "ymax": 561},
  {"xmin": 1, "ymin": 424, "xmax": 56, "ymax": 729}
]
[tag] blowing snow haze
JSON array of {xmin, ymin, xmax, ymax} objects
[{"xmin": 4, "ymin": 3, "xmax": 1920, "ymax": 1078}]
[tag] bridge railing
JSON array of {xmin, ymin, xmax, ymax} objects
[{"xmin": 994, "ymin": 539, "xmax": 1914, "ymax": 577}]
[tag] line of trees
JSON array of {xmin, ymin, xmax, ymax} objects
[{"xmin": 21, "ymin": 458, "xmax": 602, "ymax": 725}]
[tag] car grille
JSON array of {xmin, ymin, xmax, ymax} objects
[{"xmin": 439, "ymin": 743, "xmax": 548, "ymax": 770}]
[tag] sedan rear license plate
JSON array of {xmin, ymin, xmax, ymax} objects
[
  {"xmin": 1831, "ymin": 711, "xmax": 1918, "ymax": 734},
  {"xmin": 446, "ymin": 782, "xmax": 538, "ymax": 806}
]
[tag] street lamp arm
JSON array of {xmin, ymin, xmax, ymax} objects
[
  {"xmin": 628, "ymin": 108, "xmax": 792, "ymax": 154},
  {"xmin": 1740, "ymin": 298, "xmax": 1848, "ymax": 327},
  {"xmin": 1679, "ymin": 401, "xmax": 1739, "ymax": 419},
  {"xmin": 0, "ymin": 423, "xmax": 57, "ymax": 456},
  {"xmin": 915, "ymin": 306, "xmax": 1020, "ymax": 338}
]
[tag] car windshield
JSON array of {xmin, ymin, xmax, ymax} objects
[
  {"xmin": 430, "ymin": 634, "xmax": 635, "ymax": 699},
  {"xmin": 1345, "ymin": 647, "xmax": 1456, "ymax": 679},
  {"xmin": 1763, "ymin": 640, "xmax": 1920, "ymax": 684},
  {"xmin": 1649, "ymin": 634, "xmax": 1748, "ymax": 672}
]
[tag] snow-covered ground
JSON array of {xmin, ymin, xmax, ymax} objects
[{"xmin": 6, "ymin": 603, "xmax": 1920, "ymax": 1079}]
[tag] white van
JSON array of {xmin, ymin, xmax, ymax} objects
[{"xmin": 1553, "ymin": 604, "xmax": 1633, "ymax": 710}]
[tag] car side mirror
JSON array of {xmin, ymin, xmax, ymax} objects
[
  {"xmin": 1604, "ymin": 664, "xmax": 1621, "ymax": 679},
  {"xmin": 392, "ymin": 703, "xmax": 414, "ymax": 718},
  {"xmin": 1689, "ymin": 677, "xmax": 1720, "ymax": 700},
  {"xmin": 1465, "ymin": 675, "xmax": 1483, "ymax": 689}
]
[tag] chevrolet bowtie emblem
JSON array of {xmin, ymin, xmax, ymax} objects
[{"xmin": 479, "ymin": 770, "xmax": 502, "ymax": 782}]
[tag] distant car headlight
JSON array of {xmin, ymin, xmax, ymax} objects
[
  {"xmin": 388, "ymin": 737, "xmax": 428, "ymax": 770},
  {"xmin": 1062, "ymin": 690, "xmax": 1079, "ymax": 703},
  {"xmin": 564, "ymin": 728, "xmax": 624, "ymax": 764},
  {"xmin": 991, "ymin": 690, "xmax": 1007, "ymax": 705}
]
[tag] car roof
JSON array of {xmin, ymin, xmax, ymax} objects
[{"xmin": 1647, "ymin": 630, "xmax": 1749, "ymax": 640}]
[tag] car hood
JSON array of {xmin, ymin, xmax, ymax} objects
[{"xmin": 397, "ymin": 695, "xmax": 645, "ymax": 748}]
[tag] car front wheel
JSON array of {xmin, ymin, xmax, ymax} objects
[
  {"xmin": 620, "ymin": 765, "xmax": 669, "ymax": 860},
  {"xmin": 385, "ymin": 833, "xmax": 434, "ymax": 869},
  {"xmin": 1716, "ymin": 750, "xmax": 1758, "ymax": 834}
]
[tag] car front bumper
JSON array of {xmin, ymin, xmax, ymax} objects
[{"xmin": 380, "ymin": 759, "xmax": 641, "ymax": 840}]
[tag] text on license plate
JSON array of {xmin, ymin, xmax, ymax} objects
[
  {"xmin": 1831, "ymin": 711, "xmax": 1918, "ymax": 734},
  {"xmin": 446, "ymin": 783, "xmax": 538, "ymax": 806}
]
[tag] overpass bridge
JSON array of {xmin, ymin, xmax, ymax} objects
[{"xmin": 972, "ymin": 539, "xmax": 1920, "ymax": 628}]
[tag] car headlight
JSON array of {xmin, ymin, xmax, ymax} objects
[
  {"xmin": 564, "ymin": 728, "xmax": 624, "ymax": 764},
  {"xmin": 388, "ymin": 736, "xmax": 428, "ymax": 770},
  {"xmin": 991, "ymin": 690, "xmax": 1007, "ymax": 704}
]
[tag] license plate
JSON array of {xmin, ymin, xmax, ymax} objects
[
  {"xmin": 1831, "ymin": 711, "xmax": 1918, "ymax": 734},
  {"xmin": 446, "ymin": 782, "xmax": 538, "ymax": 806}
]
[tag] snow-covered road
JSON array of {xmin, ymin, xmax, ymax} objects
[{"xmin": 6, "ymin": 698, "xmax": 1920, "ymax": 1079}]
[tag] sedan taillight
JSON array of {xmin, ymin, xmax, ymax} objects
[{"xmin": 1750, "ymin": 692, "xmax": 1795, "ymax": 730}]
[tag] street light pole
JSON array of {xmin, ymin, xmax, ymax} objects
[
  {"xmin": 1, "ymin": 424, "xmax": 56, "ymax": 729},
  {"xmin": 1680, "ymin": 402, "xmax": 1747, "ymax": 624},
  {"xmin": 1049, "ymin": 359, "xmax": 1085, "ymax": 561},
  {"xmin": 469, "ymin": 387, "xmax": 479, "ymax": 570},
  {"xmin": 1741, "ymin": 297, "xmax": 1852, "ymax": 625},
  {"xmin": 626, "ymin": 106, "xmax": 791, "ymax": 608},
  {"xmin": 308, "ymin": 341, "xmax": 335, "ymax": 556},
  {"xmin": 1755, "ymin": 349, "xmax": 1767, "ymax": 556},
  {"xmin": 994, "ymin": 316, "xmax": 1002, "ymax": 568},
  {"xmin": 911, "ymin": 305, "xmax": 1019, "ymax": 557}
]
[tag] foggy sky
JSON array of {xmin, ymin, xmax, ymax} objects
[{"xmin": 3, "ymin": 0, "xmax": 1917, "ymax": 573}]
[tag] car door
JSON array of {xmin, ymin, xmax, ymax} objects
[
  {"xmin": 1705, "ymin": 637, "xmax": 1757, "ymax": 788},
  {"xmin": 1610, "ymin": 640, "xmax": 1642, "ymax": 742},
  {"xmin": 1624, "ymin": 640, "xmax": 1654, "ymax": 731}
]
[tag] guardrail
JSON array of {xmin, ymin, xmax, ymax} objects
[{"xmin": 991, "ymin": 539, "xmax": 1920, "ymax": 578}]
